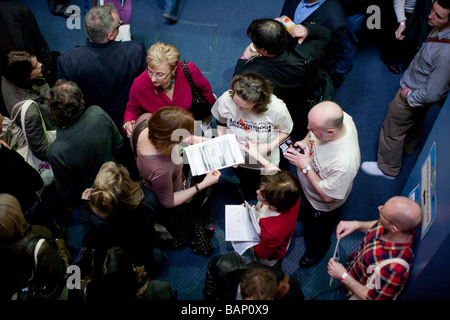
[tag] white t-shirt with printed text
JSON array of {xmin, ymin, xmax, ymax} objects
[
  {"xmin": 212, "ymin": 90, "xmax": 293, "ymax": 170},
  {"xmin": 297, "ymin": 112, "xmax": 361, "ymax": 211}
]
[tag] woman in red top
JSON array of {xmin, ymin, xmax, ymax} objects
[{"xmin": 123, "ymin": 42, "xmax": 216, "ymax": 136}]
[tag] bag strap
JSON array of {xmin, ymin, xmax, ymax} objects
[
  {"xmin": 131, "ymin": 119, "xmax": 149, "ymax": 158},
  {"xmin": 19, "ymin": 100, "xmax": 35, "ymax": 146},
  {"xmin": 181, "ymin": 61, "xmax": 201, "ymax": 97},
  {"xmin": 180, "ymin": 61, "xmax": 194, "ymax": 87},
  {"xmin": 32, "ymin": 238, "xmax": 46, "ymax": 278},
  {"xmin": 425, "ymin": 37, "xmax": 450, "ymax": 44},
  {"xmin": 365, "ymin": 257, "xmax": 410, "ymax": 295},
  {"xmin": 11, "ymin": 100, "xmax": 27, "ymax": 124}
]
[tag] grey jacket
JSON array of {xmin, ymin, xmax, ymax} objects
[{"xmin": 2, "ymin": 76, "xmax": 58, "ymax": 161}]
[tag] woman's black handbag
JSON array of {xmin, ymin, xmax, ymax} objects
[{"xmin": 181, "ymin": 61, "xmax": 212, "ymax": 121}]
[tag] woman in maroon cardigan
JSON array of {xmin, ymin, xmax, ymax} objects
[{"xmin": 123, "ymin": 42, "xmax": 216, "ymax": 136}]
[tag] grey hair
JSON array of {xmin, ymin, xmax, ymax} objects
[{"xmin": 84, "ymin": 3, "xmax": 118, "ymax": 42}]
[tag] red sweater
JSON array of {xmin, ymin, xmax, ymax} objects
[
  {"xmin": 123, "ymin": 61, "xmax": 216, "ymax": 131},
  {"xmin": 254, "ymin": 198, "xmax": 301, "ymax": 260}
]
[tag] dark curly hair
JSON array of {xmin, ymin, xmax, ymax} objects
[{"xmin": 47, "ymin": 79, "xmax": 85, "ymax": 128}]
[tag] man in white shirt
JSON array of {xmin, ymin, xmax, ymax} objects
[{"xmin": 284, "ymin": 101, "xmax": 361, "ymax": 268}]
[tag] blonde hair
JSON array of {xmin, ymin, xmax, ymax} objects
[
  {"xmin": 0, "ymin": 193, "xmax": 25, "ymax": 239},
  {"xmin": 146, "ymin": 42, "xmax": 180, "ymax": 70},
  {"xmin": 88, "ymin": 162, "xmax": 144, "ymax": 219}
]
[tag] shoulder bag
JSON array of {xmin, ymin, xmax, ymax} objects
[
  {"xmin": 181, "ymin": 61, "xmax": 212, "ymax": 121},
  {"xmin": 11, "ymin": 100, "xmax": 57, "ymax": 187},
  {"xmin": 0, "ymin": 115, "xmax": 27, "ymax": 151},
  {"xmin": 12, "ymin": 238, "xmax": 46, "ymax": 300}
]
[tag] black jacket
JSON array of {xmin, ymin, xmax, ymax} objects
[
  {"xmin": 0, "ymin": 144, "xmax": 43, "ymax": 213},
  {"xmin": 0, "ymin": 224, "xmax": 69, "ymax": 300}
]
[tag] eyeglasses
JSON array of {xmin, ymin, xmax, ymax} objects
[
  {"xmin": 147, "ymin": 68, "xmax": 171, "ymax": 80},
  {"xmin": 114, "ymin": 19, "xmax": 123, "ymax": 30},
  {"xmin": 379, "ymin": 207, "xmax": 396, "ymax": 226}
]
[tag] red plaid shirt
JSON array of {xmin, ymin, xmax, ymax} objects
[{"xmin": 345, "ymin": 222, "xmax": 414, "ymax": 300}]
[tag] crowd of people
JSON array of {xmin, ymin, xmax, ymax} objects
[{"xmin": 0, "ymin": 0, "xmax": 449, "ymax": 301}]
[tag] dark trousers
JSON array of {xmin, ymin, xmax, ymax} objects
[
  {"xmin": 233, "ymin": 166, "xmax": 263, "ymax": 202},
  {"xmin": 298, "ymin": 190, "xmax": 339, "ymax": 260}
]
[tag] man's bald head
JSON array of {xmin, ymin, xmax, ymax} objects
[
  {"xmin": 383, "ymin": 196, "xmax": 422, "ymax": 232},
  {"xmin": 307, "ymin": 101, "xmax": 345, "ymax": 141}
]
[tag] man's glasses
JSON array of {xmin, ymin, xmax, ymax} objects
[
  {"xmin": 114, "ymin": 19, "xmax": 123, "ymax": 30},
  {"xmin": 147, "ymin": 68, "xmax": 170, "ymax": 80}
]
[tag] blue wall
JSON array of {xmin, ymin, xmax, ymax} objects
[{"xmin": 401, "ymin": 95, "xmax": 450, "ymax": 300}]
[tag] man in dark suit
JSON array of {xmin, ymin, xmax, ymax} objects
[
  {"xmin": 57, "ymin": 3, "xmax": 146, "ymax": 133},
  {"xmin": 280, "ymin": 0, "xmax": 347, "ymax": 74},
  {"xmin": 57, "ymin": 3, "xmax": 146, "ymax": 179}
]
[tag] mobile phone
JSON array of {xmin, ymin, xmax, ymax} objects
[{"xmin": 279, "ymin": 136, "xmax": 304, "ymax": 154}]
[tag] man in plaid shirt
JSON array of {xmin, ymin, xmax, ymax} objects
[{"xmin": 314, "ymin": 196, "xmax": 422, "ymax": 300}]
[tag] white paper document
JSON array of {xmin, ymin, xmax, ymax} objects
[
  {"xmin": 231, "ymin": 240, "xmax": 259, "ymax": 256},
  {"xmin": 225, "ymin": 202, "xmax": 260, "ymax": 242},
  {"xmin": 184, "ymin": 134, "xmax": 244, "ymax": 176},
  {"xmin": 330, "ymin": 237, "xmax": 341, "ymax": 286}
]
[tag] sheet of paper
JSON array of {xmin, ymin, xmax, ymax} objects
[
  {"xmin": 184, "ymin": 134, "xmax": 244, "ymax": 176},
  {"xmin": 330, "ymin": 237, "xmax": 341, "ymax": 286},
  {"xmin": 245, "ymin": 200, "xmax": 261, "ymax": 235},
  {"xmin": 225, "ymin": 204, "xmax": 260, "ymax": 242},
  {"xmin": 231, "ymin": 240, "xmax": 259, "ymax": 255}
]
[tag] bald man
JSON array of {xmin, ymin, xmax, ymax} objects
[
  {"xmin": 314, "ymin": 196, "xmax": 422, "ymax": 300},
  {"xmin": 284, "ymin": 101, "xmax": 361, "ymax": 268}
]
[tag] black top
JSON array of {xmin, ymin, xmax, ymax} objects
[
  {"xmin": 82, "ymin": 201, "xmax": 158, "ymax": 274},
  {"xmin": 0, "ymin": 144, "xmax": 43, "ymax": 213}
]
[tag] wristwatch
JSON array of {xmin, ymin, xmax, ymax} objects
[{"xmin": 302, "ymin": 166, "xmax": 311, "ymax": 174}]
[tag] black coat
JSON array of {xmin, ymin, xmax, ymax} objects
[
  {"xmin": 0, "ymin": 144, "xmax": 43, "ymax": 213},
  {"xmin": 203, "ymin": 251, "xmax": 304, "ymax": 301}
]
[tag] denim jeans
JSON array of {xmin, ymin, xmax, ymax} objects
[
  {"xmin": 334, "ymin": 13, "xmax": 365, "ymax": 75},
  {"xmin": 314, "ymin": 284, "xmax": 349, "ymax": 300},
  {"xmin": 158, "ymin": 0, "xmax": 179, "ymax": 16}
]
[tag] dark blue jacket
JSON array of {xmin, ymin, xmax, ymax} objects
[{"xmin": 57, "ymin": 40, "xmax": 146, "ymax": 131}]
